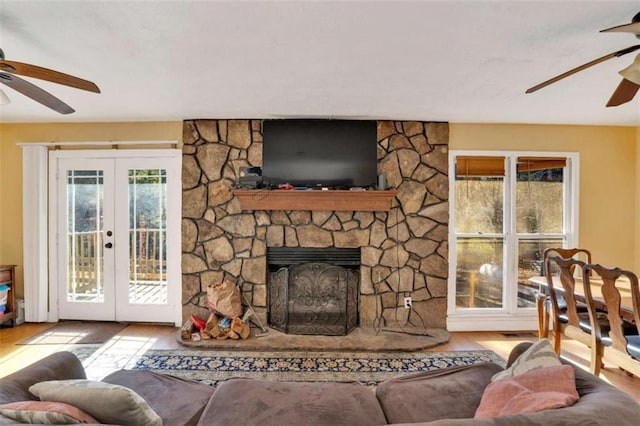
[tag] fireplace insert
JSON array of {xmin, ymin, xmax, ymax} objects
[{"xmin": 267, "ymin": 247, "xmax": 360, "ymax": 336}]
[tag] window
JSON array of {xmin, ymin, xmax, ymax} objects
[
  {"xmin": 454, "ymin": 156, "xmax": 505, "ymax": 309},
  {"xmin": 448, "ymin": 151, "xmax": 578, "ymax": 330},
  {"xmin": 515, "ymin": 157, "xmax": 567, "ymax": 308}
]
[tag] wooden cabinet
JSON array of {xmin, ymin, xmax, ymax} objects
[{"xmin": 0, "ymin": 265, "xmax": 16, "ymax": 327}]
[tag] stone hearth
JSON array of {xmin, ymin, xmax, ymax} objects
[
  {"xmin": 179, "ymin": 326, "xmax": 452, "ymax": 351},
  {"xmin": 181, "ymin": 120, "xmax": 449, "ymax": 331}
]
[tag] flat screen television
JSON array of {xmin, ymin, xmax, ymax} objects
[{"xmin": 262, "ymin": 119, "xmax": 378, "ymax": 188}]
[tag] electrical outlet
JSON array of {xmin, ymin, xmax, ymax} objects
[{"xmin": 403, "ymin": 297, "xmax": 412, "ymax": 309}]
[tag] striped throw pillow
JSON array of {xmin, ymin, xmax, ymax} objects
[{"xmin": 491, "ymin": 339, "xmax": 561, "ymax": 382}]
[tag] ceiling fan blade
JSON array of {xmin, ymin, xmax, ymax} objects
[
  {"xmin": 0, "ymin": 60, "xmax": 100, "ymax": 93},
  {"xmin": 525, "ymin": 44, "xmax": 640, "ymax": 94},
  {"xmin": 601, "ymin": 11, "xmax": 640, "ymax": 33},
  {"xmin": 0, "ymin": 72, "xmax": 74, "ymax": 114},
  {"xmin": 600, "ymin": 22, "xmax": 640, "ymax": 34},
  {"xmin": 606, "ymin": 78, "xmax": 640, "ymax": 107}
]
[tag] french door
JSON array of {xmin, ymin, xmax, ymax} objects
[{"xmin": 50, "ymin": 150, "xmax": 181, "ymax": 324}]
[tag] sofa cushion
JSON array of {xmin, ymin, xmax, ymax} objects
[
  {"xmin": 475, "ymin": 365, "xmax": 579, "ymax": 418},
  {"xmin": 102, "ymin": 369, "xmax": 215, "ymax": 426},
  {"xmin": 198, "ymin": 379, "xmax": 386, "ymax": 426},
  {"xmin": 376, "ymin": 362, "xmax": 504, "ymax": 424},
  {"xmin": 0, "ymin": 401, "xmax": 98, "ymax": 424},
  {"xmin": 29, "ymin": 379, "xmax": 162, "ymax": 426},
  {"xmin": 491, "ymin": 338, "xmax": 560, "ymax": 382}
]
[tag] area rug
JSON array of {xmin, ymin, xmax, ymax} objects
[
  {"xmin": 18, "ymin": 321, "xmax": 128, "ymax": 345},
  {"xmin": 67, "ymin": 345, "xmax": 102, "ymax": 361},
  {"xmin": 132, "ymin": 349, "xmax": 506, "ymax": 387}
]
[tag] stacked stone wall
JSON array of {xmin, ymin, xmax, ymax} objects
[{"xmin": 182, "ymin": 119, "xmax": 449, "ymax": 329}]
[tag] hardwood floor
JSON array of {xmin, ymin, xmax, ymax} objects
[{"xmin": 1, "ymin": 323, "xmax": 638, "ymax": 401}]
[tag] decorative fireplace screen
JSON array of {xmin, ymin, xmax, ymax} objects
[{"xmin": 268, "ymin": 247, "xmax": 359, "ymax": 336}]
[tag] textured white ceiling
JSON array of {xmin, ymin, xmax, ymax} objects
[{"xmin": 0, "ymin": 0, "xmax": 639, "ymax": 125}]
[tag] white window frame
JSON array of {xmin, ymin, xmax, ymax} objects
[{"xmin": 447, "ymin": 150, "xmax": 579, "ymax": 331}]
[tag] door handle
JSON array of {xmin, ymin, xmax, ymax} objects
[{"xmin": 105, "ymin": 242, "xmax": 113, "ymax": 249}]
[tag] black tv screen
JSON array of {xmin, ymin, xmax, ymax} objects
[{"xmin": 262, "ymin": 119, "xmax": 378, "ymax": 188}]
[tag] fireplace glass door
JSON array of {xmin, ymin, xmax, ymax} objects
[{"xmin": 267, "ymin": 247, "xmax": 360, "ymax": 335}]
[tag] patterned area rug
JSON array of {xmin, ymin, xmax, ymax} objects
[
  {"xmin": 132, "ymin": 349, "xmax": 506, "ymax": 387},
  {"xmin": 68, "ymin": 345, "xmax": 102, "ymax": 361}
]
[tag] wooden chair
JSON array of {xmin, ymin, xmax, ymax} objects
[
  {"xmin": 544, "ymin": 255, "xmax": 603, "ymax": 364},
  {"xmin": 582, "ymin": 264, "xmax": 640, "ymax": 377},
  {"xmin": 538, "ymin": 248, "xmax": 592, "ymax": 340}
]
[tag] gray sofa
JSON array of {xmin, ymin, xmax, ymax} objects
[{"xmin": 1, "ymin": 342, "xmax": 639, "ymax": 425}]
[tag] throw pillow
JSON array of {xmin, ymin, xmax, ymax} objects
[
  {"xmin": 475, "ymin": 364, "xmax": 579, "ymax": 418},
  {"xmin": 29, "ymin": 379, "xmax": 162, "ymax": 426},
  {"xmin": 0, "ymin": 401, "xmax": 98, "ymax": 424},
  {"xmin": 491, "ymin": 339, "xmax": 561, "ymax": 382}
]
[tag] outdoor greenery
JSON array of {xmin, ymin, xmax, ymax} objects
[{"xmin": 455, "ymin": 167, "xmax": 564, "ymax": 308}]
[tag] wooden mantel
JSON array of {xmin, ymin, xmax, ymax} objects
[{"xmin": 232, "ymin": 189, "xmax": 398, "ymax": 212}]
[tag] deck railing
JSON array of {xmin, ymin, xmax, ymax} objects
[{"xmin": 68, "ymin": 229, "xmax": 166, "ymax": 293}]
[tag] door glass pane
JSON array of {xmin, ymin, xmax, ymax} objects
[
  {"xmin": 516, "ymin": 162, "xmax": 564, "ymax": 233},
  {"xmin": 128, "ymin": 169, "xmax": 168, "ymax": 304},
  {"xmin": 517, "ymin": 238, "xmax": 564, "ymax": 307},
  {"xmin": 456, "ymin": 237, "xmax": 504, "ymax": 308},
  {"xmin": 455, "ymin": 173, "xmax": 504, "ymax": 234},
  {"xmin": 66, "ymin": 170, "xmax": 104, "ymax": 302}
]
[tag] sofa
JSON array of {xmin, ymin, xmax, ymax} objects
[{"xmin": 1, "ymin": 341, "xmax": 639, "ymax": 425}]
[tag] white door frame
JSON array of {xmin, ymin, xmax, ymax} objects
[
  {"xmin": 48, "ymin": 149, "xmax": 182, "ymax": 326},
  {"xmin": 114, "ymin": 156, "xmax": 180, "ymax": 323},
  {"xmin": 55, "ymin": 157, "xmax": 117, "ymax": 321}
]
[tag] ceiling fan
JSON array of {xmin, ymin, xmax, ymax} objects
[
  {"xmin": 526, "ymin": 11, "xmax": 640, "ymax": 107},
  {"xmin": 0, "ymin": 48, "xmax": 100, "ymax": 114}
]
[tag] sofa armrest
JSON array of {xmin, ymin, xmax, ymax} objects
[
  {"xmin": 0, "ymin": 351, "xmax": 86, "ymax": 404},
  {"xmin": 376, "ymin": 363, "xmax": 504, "ymax": 424},
  {"xmin": 505, "ymin": 341, "xmax": 534, "ymax": 368},
  {"xmin": 500, "ymin": 340, "xmax": 640, "ymax": 425}
]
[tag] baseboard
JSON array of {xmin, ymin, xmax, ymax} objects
[{"xmin": 447, "ymin": 313, "xmax": 537, "ymax": 332}]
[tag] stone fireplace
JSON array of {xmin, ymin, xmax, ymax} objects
[
  {"xmin": 181, "ymin": 120, "xmax": 449, "ymax": 331},
  {"xmin": 268, "ymin": 247, "xmax": 360, "ymax": 335}
]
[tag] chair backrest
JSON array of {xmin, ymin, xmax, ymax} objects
[
  {"xmin": 543, "ymin": 247, "xmax": 592, "ymax": 275},
  {"xmin": 582, "ymin": 264, "xmax": 640, "ymax": 354},
  {"xmin": 543, "ymin": 248, "xmax": 592, "ymax": 262},
  {"xmin": 544, "ymin": 254, "xmax": 586, "ymax": 327}
]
